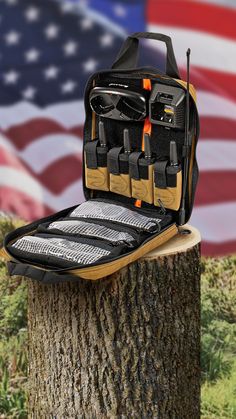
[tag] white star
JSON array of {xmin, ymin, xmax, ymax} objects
[
  {"xmin": 63, "ymin": 40, "xmax": 78, "ymax": 57},
  {"xmin": 25, "ymin": 6, "xmax": 40, "ymax": 22},
  {"xmin": 100, "ymin": 33, "xmax": 114, "ymax": 48},
  {"xmin": 3, "ymin": 70, "xmax": 20, "ymax": 85},
  {"xmin": 5, "ymin": 0, "xmax": 18, "ymax": 5},
  {"xmin": 79, "ymin": 0, "xmax": 89, "ymax": 8},
  {"xmin": 22, "ymin": 86, "xmax": 37, "ymax": 100},
  {"xmin": 25, "ymin": 48, "xmax": 40, "ymax": 63},
  {"xmin": 44, "ymin": 24, "xmax": 60, "ymax": 40},
  {"xmin": 113, "ymin": 4, "xmax": 127, "ymax": 17},
  {"xmin": 44, "ymin": 65, "xmax": 59, "ymax": 80},
  {"xmin": 61, "ymin": 80, "xmax": 77, "ymax": 94},
  {"xmin": 60, "ymin": 2, "xmax": 75, "ymax": 13},
  {"xmin": 5, "ymin": 30, "xmax": 21, "ymax": 46},
  {"xmin": 83, "ymin": 58, "xmax": 98, "ymax": 73},
  {"xmin": 80, "ymin": 17, "xmax": 93, "ymax": 31}
]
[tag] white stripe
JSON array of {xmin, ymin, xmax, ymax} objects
[
  {"xmin": 0, "ymin": 92, "xmax": 235, "ymax": 132},
  {"xmin": 148, "ymin": 24, "xmax": 236, "ymax": 75},
  {"xmin": 197, "ymin": 0, "xmax": 236, "ymax": 8},
  {"xmin": 0, "ymin": 167, "xmax": 84, "ymax": 210},
  {"xmin": 191, "ymin": 202, "xmax": 236, "ymax": 242},
  {"xmin": 198, "ymin": 140, "xmax": 236, "ymax": 171},
  {"xmin": 78, "ymin": 6, "xmax": 127, "ymax": 37},
  {"xmin": 197, "ymin": 91, "xmax": 236, "ymax": 120},
  {"xmin": 1, "ymin": 129, "xmax": 236, "ymax": 174},
  {"xmin": 0, "ymin": 100, "xmax": 84, "ymax": 130},
  {"xmin": 0, "ymin": 133, "xmax": 83, "ymax": 173},
  {"xmin": 55, "ymin": 0, "xmax": 127, "ymax": 37}
]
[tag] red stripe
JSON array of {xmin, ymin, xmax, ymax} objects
[
  {"xmin": 200, "ymin": 118, "xmax": 236, "ymax": 140},
  {"xmin": 0, "ymin": 187, "xmax": 53, "ymax": 221},
  {"xmin": 38, "ymin": 155, "xmax": 82, "ymax": 193},
  {"xmin": 148, "ymin": 0, "xmax": 236, "ymax": 41},
  {"xmin": 0, "ymin": 147, "xmax": 27, "ymax": 172},
  {"xmin": 195, "ymin": 171, "xmax": 236, "ymax": 206},
  {"xmin": 201, "ymin": 240, "xmax": 236, "ymax": 257},
  {"xmin": 180, "ymin": 67, "xmax": 236, "ymax": 103},
  {"xmin": 3, "ymin": 119, "xmax": 83, "ymax": 149},
  {"xmin": 0, "ymin": 147, "xmax": 82, "ymax": 193}
]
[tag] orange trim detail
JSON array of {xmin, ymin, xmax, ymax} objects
[
  {"xmin": 135, "ymin": 200, "xmax": 142, "ymax": 208},
  {"xmin": 142, "ymin": 79, "xmax": 152, "ymax": 150},
  {"xmin": 135, "ymin": 79, "xmax": 153, "ymax": 208},
  {"xmin": 143, "ymin": 78, "xmax": 152, "ymax": 91},
  {"xmin": 142, "ymin": 118, "xmax": 152, "ymax": 150}
]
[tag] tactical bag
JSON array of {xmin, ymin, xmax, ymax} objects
[{"xmin": 0, "ymin": 33, "xmax": 200, "ymax": 283}]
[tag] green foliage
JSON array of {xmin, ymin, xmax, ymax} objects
[
  {"xmin": 0, "ymin": 334, "xmax": 27, "ymax": 418},
  {"xmin": 0, "ymin": 216, "xmax": 24, "ymax": 249},
  {"xmin": 0, "ymin": 218, "xmax": 27, "ymax": 418},
  {"xmin": 201, "ymin": 364, "xmax": 236, "ymax": 419},
  {"xmin": 201, "ymin": 256, "xmax": 236, "ymax": 418},
  {"xmin": 0, "ymin": 217, "xmax": 236, "ymax": 417}
]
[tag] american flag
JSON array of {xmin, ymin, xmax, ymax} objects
[{"xmin": 0, "ymin": 0, "xmax": 235, "ymax": 256}]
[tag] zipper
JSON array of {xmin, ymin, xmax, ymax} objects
[
  {"xmin": 90, "ymin": 198, "xmax": 166, "ymax": 218},
  {"xmin": 69, "ymin": 201, "xmax": 162, "ymax": 233},
  {"xmin": 38, "ymin": 216, "xmax": 140, "ymax": 243},
  {"xmin": 35, "ymin": 233, "xmax": 116, "ymax": 251},
  {"xmin": 11, "ymin": 223, "xmax": 176, "ymax": 273},
  {"xmin": 4, "ymin": 198, "xmax": 172, "ymax": 269},
  {"xmin": 47, "ymin": 223, "xmax": 176, "ymax": 272},
  {"xmin": 40, "ymin": 230, "xmax": 136, "ymax": 249},
  {"xmin": 87, "ymin": 198, "xmax": 173, "ymax": 229},
  {"xmin": 9, "ymin": 233, "xmax": 124, "ymax": 271}
]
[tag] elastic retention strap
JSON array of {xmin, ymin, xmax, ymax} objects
[
  {"xmin": 129, "ymin": 152, "xmax": 143, "ymax": 180},
  {"xmin": 154, "ymin": 160, "xmax": 168, "ymax": 188},
  {"xmin": 107, "ymin": 146, "xmax": 123, "ymax": 175},
  {"xmin": 84, "ymin": 140, "xmax": 99, "ymax": 169}
]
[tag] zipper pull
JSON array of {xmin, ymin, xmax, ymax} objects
[{"xmin": 158, "ymin": 199, "xmax": 166, "ymax": 215}]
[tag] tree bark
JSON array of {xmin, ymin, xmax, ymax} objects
[{"xmin": 28, "ymin": 225, "xmax": 201, "ymax": 419}]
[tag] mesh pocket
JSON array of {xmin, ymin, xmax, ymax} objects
[
  {"xmin": 12, "ymin": 236, "xmax": 111, "ymax": 265},
  {"xmin": 70, "ymin": 201, "xmax": 161, "ymax": 232},
  {"xmin": 47, "ymin": 220, "xmax": 136, "ymax": 246}
]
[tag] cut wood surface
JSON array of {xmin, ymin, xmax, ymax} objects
[
  {"xmin": 145, "ymin": 224, "xmax": 201, "ymax": 258},
  {"xmin": 28, "ymin": 225, "xmax": 201, "ymax": 418}
]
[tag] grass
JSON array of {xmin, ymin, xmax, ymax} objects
[
  {"xmin": 201, "ymin": 257, "xmax": 236, "ymax": 419},
  {"xmin": 0, "ymin": 217, "xmax": 27, "ymax": 418},
  {"xmin": 0, "ymin": 217, "xmax": 236, "ymax": 417}
]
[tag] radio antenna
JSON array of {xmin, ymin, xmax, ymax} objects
[{"xmin": 179, "ymin": 48, "xmax": 191, "ymax": 225}]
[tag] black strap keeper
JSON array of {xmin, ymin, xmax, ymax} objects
[
  {"xmin": 139, "ymin": 160, "xmax": 149, "ymax": 180},
  {"xmin": 119, "ymin": 158, "xmax": 129, "ymax": 175},
  {"xmin": 97, "ymin": 147, "xmax": 108, "ymax": 167},
  {"xmin": 107, "ymin": 147, "xmax": 123, "ymax": 175},
  {"xmin": 154, "ymin": 160, "xmax": 168, "ymax": 189},
  {"xmin": 84, "ymin": 140, "xmax": 99, "ymax": 169},
  {"xmin": 166, "ymin": 165, "xmax": 180, "ymax": 187},
  {"xmin": 129, "ymin": 152, "xmax": 142, "ymax": 180},
  {"xmin": 167, "ymin": 173, "xmax": 177, "ymax": 187}
]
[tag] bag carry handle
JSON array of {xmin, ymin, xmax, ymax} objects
[{"xmin": 112, "ymin": 32, "xmax": 180, "ymax": 79}]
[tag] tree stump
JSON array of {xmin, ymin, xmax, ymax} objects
[{"xmin": 27, "ymin": 225, "xmax": 201, "ymax": 419}]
